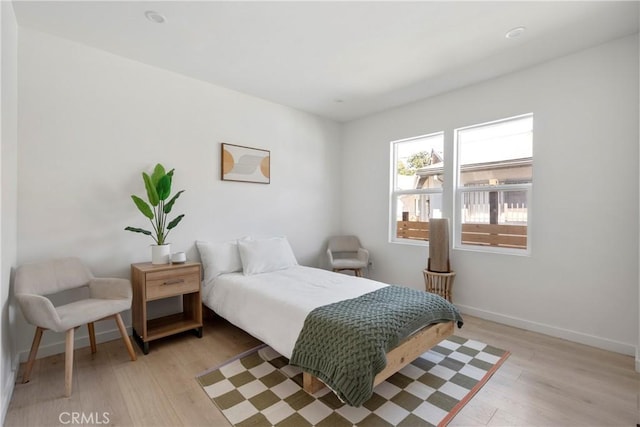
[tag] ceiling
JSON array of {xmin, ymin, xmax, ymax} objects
[{"xmin": 12, "ymin": 1, "xmax": 640, "ymax": 122}]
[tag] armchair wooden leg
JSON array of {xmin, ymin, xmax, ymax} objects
[
  {"xmin": 114, "ymin": 313, "xmax": 137, "ymax": 361},
  {"xmin": 87, "ymin": 322, "xmax": 97, "ymax": 354},
  {"xmin": 22, "ymin": 327, "xmax": 44, "ymax": 384},
  {"xmin": 65, "ymin": 328, "xmax": 74, "ymax": 397}
]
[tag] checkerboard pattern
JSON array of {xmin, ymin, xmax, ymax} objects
[{"xmin": 197, "ymin": 336, "xmax": 509, "ymax": 427}]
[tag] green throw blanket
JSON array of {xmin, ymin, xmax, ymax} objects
[{"xmin": 290, "ymin": 286, "xmax": 463, "ymax": 407}]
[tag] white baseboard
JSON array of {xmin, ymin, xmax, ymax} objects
[
  {"xmin": 1, "ymin": 364, "xmax": 17, "ymax": 426},
  {"xmin": 456, "ymin": 304, "xmax": 636, "ymax": 357},
  {"xmin": 17, "ymin": 326, "xmax": 133, "ymax": 363}
]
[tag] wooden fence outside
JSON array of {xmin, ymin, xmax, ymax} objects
[{"xmin": 397, "ymin": 221, "xmax": 527, "ymax": 249}]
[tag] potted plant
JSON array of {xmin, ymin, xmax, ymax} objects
[{"xmin": 125, "ymin": 163, "xmax": 185, "ymax": 264}]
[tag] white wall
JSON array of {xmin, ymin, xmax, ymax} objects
[
  {"xmin": 16, "ymin": 28, "xmax": 342, "ymax": 359},
  {"xmin": 1, "ymin": 0, "xmax": 19, "ymax": 422},
  {"xmin": 343, "ymin": 35, "xmax": 639, "ymax": 356}
]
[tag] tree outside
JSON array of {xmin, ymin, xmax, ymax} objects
[{"xmin": 398, "ymin": 151, "xmax": 432, "ymax": 176}]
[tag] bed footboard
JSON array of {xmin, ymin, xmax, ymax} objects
[{"xmin": 302, "ymin": 320, "xmax": 454, "ymax": 395}]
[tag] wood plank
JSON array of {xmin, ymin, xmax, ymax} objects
[
  {"xmin": 462, "ymin": 233, "xmax": 527, "ymax": 247},
  {"xmin": 398, "ymin": 221, "xmax": 430, "ymax": 230},
  {"xmin": 374, "ymin": 321, "xmax": 454, "ymax": 387},
  {"xmin": 397, "ymin": 224, "xmax": 430, "ymax": 240},
  {"xmin": 398, "ymin": 229, "xmax": 429, "ymax": 239},
  {"xmin": 461, "ymin": 223, "xmax": 527, "ymax": 235},
  {"xmin": 146, "ymin": 313, "xmax": 202, "ymax": 340}
]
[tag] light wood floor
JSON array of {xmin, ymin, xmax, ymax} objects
[{"xmin": 5, "ymin": 315, "xmax": 639, "ymax": 426}]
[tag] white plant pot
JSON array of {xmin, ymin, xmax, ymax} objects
[{"xmin": 151, "ymin": 244, "xmax": 171, "ymax": 265}]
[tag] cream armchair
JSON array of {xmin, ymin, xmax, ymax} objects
[
  {"xmin": 327, "ymin": 235, "xmax": 369, "ymax": 277},
  {"xmin": 15, "ymin": 257, "xmax": 137, "ymax": 397}
]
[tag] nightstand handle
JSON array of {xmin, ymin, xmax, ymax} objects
[{"xmin": 163, "ymin": 278, "xmax": 185, "ymax": 286}]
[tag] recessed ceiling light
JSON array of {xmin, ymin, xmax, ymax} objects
[
  {"xmin": 145, "ymin": 10, "xmax": 166, "ymax": 24},
  {"xmin": 505, "ymin": 26, "xmax": 526, "ymax": 39}
]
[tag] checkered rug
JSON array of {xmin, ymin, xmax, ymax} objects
[{"xmin": 196, "ymin": 336, "xmax": 509, "ymax": 427}]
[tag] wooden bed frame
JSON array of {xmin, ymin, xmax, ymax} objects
[{"xmin": 302, "ymin": 320, "xmax": 455, "ymax": 394}]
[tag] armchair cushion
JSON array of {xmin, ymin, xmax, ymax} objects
[
  {"xmin": 55, "ymin": 298, "xmax": 131, "ymax": 332},
  {"xmin": 330, "ymin": 258, "xmax": 368, "ymax": 270}
]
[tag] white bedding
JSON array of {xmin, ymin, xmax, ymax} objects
[{"xmin": 203, "ymin": 265, "xmax": 386, "ymax": 359}]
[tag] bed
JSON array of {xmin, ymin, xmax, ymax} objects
[{"xmin": 197, "ymin": 237, "xmax": 463, "ymax": 406}]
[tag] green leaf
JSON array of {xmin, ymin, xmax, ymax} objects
[
  {"xmin": 150, "ymin": 164, "xmax": 166, "ymax": 187},
  {"xmin": 143, "ymin": 172, "xmax": 159, "ymax": 206},
  {"xmin": 124, "ymin": 226, "xmax": 153, "ymax": 236},
  {"xmin": 167, "ymin": 214, "xmax": 184, "ymax": 230},
  {"xmin": 131, "ymin": 195, "xmax": 154, "ymax": 219},
  {"xmin": 167, "ymin": 169, "xmax": 173, "ymax": 191},
  {"xmin": 163, "ymin": 190, "xmax": 184, "ymax": 214},
  {"xmin": 156, "ymin": 174, "xmax": 172, "ymax": 201}
]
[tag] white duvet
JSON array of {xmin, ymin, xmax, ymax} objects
[{"xmin": 203, "ymin": 265, "xmax": 386, "ymax": 359}]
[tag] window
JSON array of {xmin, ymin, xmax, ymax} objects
[
  {"xmin": 454, "ymin": 114, "xmax": 533, "ymax": 253},
  {"xmin": 390, "ymin": 132, "xmax": 444, "ymax": 243}
]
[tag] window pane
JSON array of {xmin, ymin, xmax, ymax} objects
[
  {"xmin": 394, "ymin": 133, "xmax": 444, "ymax": 191},
  {"xmin": 460, "ymin": 189, "xmax": 528, "ymax": 249},
  {"xmin": 458, "ymin": 115, "xmax": 532, "ymax": 185},
  {"xmin": 455, "ymin": 114, "xmax": 532, "ymax": 253},
  {"xmin": 395, "ymin": 193, "xmax": 443, "ymax": 222},
  {"xmin": 396, "ymin": 193, "xmax": 442, "ymax": 242},
  {"xmin": 460, "ymin": 189, "xmax": 528, "ymax": 225}
]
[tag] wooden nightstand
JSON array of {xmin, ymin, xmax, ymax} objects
[{"xmin": 131, "ymin": 262, "xmax": 203, "ymax": 354}]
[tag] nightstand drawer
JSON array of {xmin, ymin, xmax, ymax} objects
[{"xmin": 146, "ymin": 266, "xmax": 200, "ymax": 300}]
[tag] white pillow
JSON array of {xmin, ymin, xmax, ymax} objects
[
  {"xmin": 196, "ymin": 240, "xmax": 243, "ymax": 286},
  {"xmin": 238, "ymin": 236, "xmax": 298, "ymax": 275}
]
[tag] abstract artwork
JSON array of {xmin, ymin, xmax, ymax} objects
[{"xmin": 221, "ymin": 143, "xmax": 270, "ymax": 184}]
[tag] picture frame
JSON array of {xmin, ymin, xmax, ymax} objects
[{"xmin": 221, "ymin": 143, "xmax": 271, "ymax": 184}]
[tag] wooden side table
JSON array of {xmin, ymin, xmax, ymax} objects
[
  {"xmin": 131, "ymin": 262, "xmax": 203, "ymax": 354},
  {"xmin": 423, "ymin": 269, "xmax": 455, "ymax": 302}
]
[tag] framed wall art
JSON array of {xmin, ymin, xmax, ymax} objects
[{"xmin": 221, "ymin": 143, "xmax": 271, "ymax": 184}]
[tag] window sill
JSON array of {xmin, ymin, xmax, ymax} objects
[
  {"xmin": 389, "ymin": 238, "xmax": 429, "ymax": 247},
  {"xmin": 453, "ymin": 244, "xmax": 531, "ymax": 257}
]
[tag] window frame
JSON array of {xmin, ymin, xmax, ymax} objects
[{"xmin": 453, "ymin": 113, "xmax": 533, "ymax": 256}]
